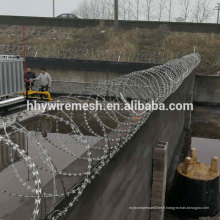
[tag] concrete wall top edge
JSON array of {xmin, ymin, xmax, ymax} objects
[
  {"xmin": 26, "ymin": 57, "xmax": 158, "ymax": 73},
  {"xmin": 0, "ymin": 15, "xmax": 219, "ymax": 26},
  {"xmin": 0, "ymin": 16, "xmax": 219, "ymax": 33}
]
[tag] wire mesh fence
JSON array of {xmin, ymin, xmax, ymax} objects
[
  {"xmin": 0, "ymin": 44, "xmax": 187, "ymax": 64},
  {"xmin": 0, "ymin": 44, "xmax": 218, "ymax": 74}
]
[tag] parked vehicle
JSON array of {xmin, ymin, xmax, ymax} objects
[{"xmin": 57, "ymin": 13, "xmax": 79, "ymax": 19}]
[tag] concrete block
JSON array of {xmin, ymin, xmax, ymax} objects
[
  {"xmin": 153, "ymin": 148, "xmax": 166, "ymax": 159},
  {"xmin": 153, "ymin": 158, "xmax": 166, "ymax": 171},
  {"xmin": 150, "ymin": 199, "xmax": 163, "ymax": 207},
  {"xmin": 150, "ymin": 210, "xmax": 163, "ymax": 220},
  {"xmin": 153, "ymin": 167, "xmax": 167, "ymax": 174},
  {"xmin": 152, "ymin": 180, "xmax": 166, "ymax": 192},
  {"xmin": 151, "ymin": 190, "xmax": 165, "ymax": 202},
  {"xmin": 152, "ymin": 171, "xmax": 165, "ymax": 181},
  {"xmin": 150, "ymin": 142, "xmax": 168, "ymax": 220}
]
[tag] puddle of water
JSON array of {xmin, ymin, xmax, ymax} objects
[
  {"xmin": 165, "ymin": 106, "xmax": 220, "ymax": 220},
  {"xmin": 192, "ymin": 106, "xmax": 220, "ymax": 139},
  {"xmin": 191, "ymin": 137, "xmax": 220, "ymax": 170},
  {"xmin": 192, "ymin": 106, "xmax": 220, "ymax": 169}
]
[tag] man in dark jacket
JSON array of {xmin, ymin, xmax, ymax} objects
[{"xmin": 25, "ymin": 67, "xmax": 36, "ymax": 90}]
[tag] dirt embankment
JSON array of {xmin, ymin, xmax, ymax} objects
[{"xmin": 0, "ymin": 24, "xmax": 219, "ymax": 74}]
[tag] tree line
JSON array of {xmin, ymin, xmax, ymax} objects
[{"xmin": 74, "ymin": 0, "xmax": 214, "ymax": 23}]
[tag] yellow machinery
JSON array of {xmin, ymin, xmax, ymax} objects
[{"xmin": 23, "ymin": 82, "xmax": 53, "ymax": 101}]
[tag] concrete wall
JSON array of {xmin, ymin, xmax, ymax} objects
[
  {"xmin": 31, "ymin": 68, "xmax": 121, "ymax": 83},
  {"xmin": 26, "ymin": 57, "xmax": 157, "ymax": 73},
  {"xmin": 63, "ymin": 73, "xmax": 195, "ymax": 220},
  {"xmin": 194, "ymin": 74, "xmax": 220, "ymax": 105},
  {"xmin": 26, "ymin": 57, "xmax": 158, "ymax": 94},
  {"xmin": 0, "ymin": 16, "xmax": 220, "ymax": 34}
]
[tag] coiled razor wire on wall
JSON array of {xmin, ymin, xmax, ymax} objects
[{"xmin": 0, "ymin": 53, "xmax": 201, "ymax": 220}]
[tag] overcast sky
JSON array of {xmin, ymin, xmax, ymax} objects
[
  {"xmin": 0, "ymin": 0, "xmax": 81, "ymax": 17},
  {"xmin": 0, "ymin": 0, "xmax": 218, "ymax": 22}
]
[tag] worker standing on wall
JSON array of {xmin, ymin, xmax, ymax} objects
[{"xmin": 24, "ymin": 67, "xmax": 36, "ymax": 90}]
